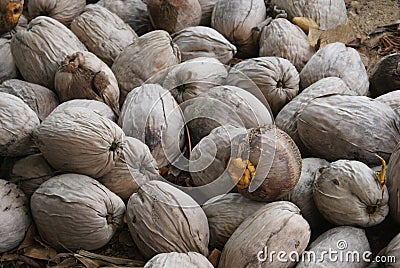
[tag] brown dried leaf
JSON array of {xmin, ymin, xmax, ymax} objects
[
  {"xmin": 1, "ymin": 252, "xmax": 18, "ymax": 261},
  {"xmin": 208, "ymin": 248, "xmax": 221, "ymax": 267},
  {"xmin": 292, "ymin": 17, "xmax": 319, "ymax": 34},
  {"xmin": 18, "ymin": 224, "xmax": 36, "ymax": 250},
  {"xmin": 308, "ymin": 20, "xmax": 356, "ymax": 49},
  {"xmin": 23, "ymin": 245, "xmax": 57, "ymax": 261}
]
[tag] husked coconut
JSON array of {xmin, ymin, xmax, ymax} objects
[
  {"xmin": 202, "ymin": 193, "xmax": 266, "ymax": 250},
  {"xmin": 376, "ymin": 90, "xmax": 400, "ymax": 118},
  {"xmin": 0, "ymin": 92, "xmax": 39, "ymax": 157},
  {"xmin": 144, "ymin": 252, "xmax": 213, "ymax": 268},
  {"xmin": 369, "ymin": 53, "xmax": 400, "ymax": 98},
  {"xmin": 219, "ymin": 201, "xmax": 310, "ymax": 268},
  {"xmin": 54, "ymin": 51, "xmax": 120, "ymax": 116},
  {"xmin": 172, "ymin": 26, "xmax": 236, "ymax": 64},
  {"xmin": 126, "ymin": 180, "xmax": 209, "ymax": 259},
  {"xmin": 0, "ymin": 0, "xmax": 24, "ymax": 35},
  {"xmin": 0, "ymin": 79, "xmax": 59, "ymax": 121},
  {"xmin": 97, "ymin": 0, "xmax": 153, "ymax": 35},
  {"xmin": 71, "ymin": 4, "xmax": 138, "ymax": 66},
  {"xmin": 226, "ymin": 56, "xmax": 300, "ymax": 115},
  {"xmin": 300, "ymin": 42, "xmax": 369, "ymax": 95},
  {"xmin": 0, "ymin": 38, "xmax": 18, "ymax": 83},
  {"xmin": 198, "ymin": 0, "xmax": 218, "ymax": 26},
  {"xmin": 146, "ymin": 0, "xmax": 201, "ymax": 34},
  {"xmin": 373, "ymin": 233, "xmax": 400, "ymax": 268},
  {"xmin": 36, "ymin": 107, "xmax": 124, "ymax": 178},
  {"xmin": 99, "ymin": 137, "xmax": 160, "ymax": 201},
  {"xmin": 211, "ymin": 0, "xmax": 266, "ymax": 58},
  {"xmin": 27, "ymin": 0, "xmax": 86, "ymax": 25},
  {"xmin": 111, "ymin": 30, "xmax": 181, "ymax": 106},
  {"xmin": 313, "ymin": 160, "xmax": 389, "ymax": 227},
  {"xmin": 0, "ymin": 179, "xmax": 31, "ymax": 253},
  {"xmin": 388, "ymin": 143, "xmax": 400, "ymax": 224},
  {"xmin": 11, "ymin": 16, "xmax": 87, "ymax": 89},
  {"xmin": 258, "ymin": 18, "xmax": 315, "ymax": 71},
  {"xmin": 31, "ymin": 174, "xmax": 125, "ymax": 250}
]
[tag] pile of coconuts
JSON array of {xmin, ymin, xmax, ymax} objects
[{"xmin": 1, "ymin": 0, "xmax": 400, "ymax": 267}]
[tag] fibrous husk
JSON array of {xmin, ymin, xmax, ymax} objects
[
  {"xmin": 300, "ymin": 42, "xmax": 369, "ymax": 95},
  {"xmin": 126, "ymin": 180, "xmax": 209, "ymax": 259},
  {"xmin": 27, "ymin": 0, "xmax": 86, "ymax": 25},
  {"xmin": 211, "ymin": 0, "xmax": 266, "ymax": 58},
  {"xmin": 297, "ymin": 226, "xmax": 370, "ymax": 268},
  {"xmin": 219, "ymin": 201, "xmax": 310, "ymax": 268},
  {"xmin": 388, "ymin": 143, "xmax": 400, "ymax": 224},
  {"xmin": 145, "ymin": 252, "xmax": 213, "ymax": 268},
  {"xmin": 172, "ymin": 26, "xmax": 236, "ymax": 64},
  {"xmin": 54, "ymin": 51, "xmax": 120, "ymax": 116},
  {"xmin": 11, "ymin": 16, "xmax": 87, "ymax": 89},
  {"xmin": 9, "ymin": 153, "xmax": 54, "ymax": 199},
  {"xmin": 0, "ymin": 179, "xmax": 31, "ymax": 253},
  {"xmin": 31, "ymin": 173, "xmax": 125, "ymax": 250},
  {"xmin": 268, "ymin": 0, "xmax": 348, "ymax": 30},
  {"xmin": 376, "ymin": 90, "xmax": 400, "ymax": 118},
  {"xmin": 71, "ymin": 5, "xmax": 138, "ymax": 67},
  {"xmin": 0, "ymin": 38, "xmax": 18, "ymax": 83},
  {"xmin": 226, "ymin": 56, "xmax": 300, "ymax": 116},
  {"xmin": 0, "ymin": 0, "xmax": 24, "ymax": 35},
  {"xmin": 51, "ymin": 99, "xmax": 116, "ymax": 122},
  {"xmin": 184, "ymin": 85, "xmax": 273, "ymax": 145},
  {"xmin": 198, "ymin": 0, "xmax": 217, "ymax": 26},
  {"xmin": 258, "ymin": 18, "xmax": 315, "ymax": 71},
  {"xmin": 296, "ymin": 95, "xmax": 400, "ymax": 165},
  {"xmin": 282, "ymin": 158, "xmax": 329, "ymax": 230},
  {"xmin": 373, "ymin": 233, "xmax": 400, "ymax": 268},
  {"xmin": 161, "ymin": 57, "xmax": 228, "ymax": 103},
  {"xmin": 99, "ymin": 136, "xmax": 160, "ymax": 202},
  {"xmin": 369, "ymin": 53, "xmax": 400, "ymax": 98},
  {"xmin": 118, "ymin": 84, "xmax": 185, "ymax": 169},
  {"xmin": 111, "ymin": 30, "xmax": 181, "ymax": 106},
  {"xmin": 0, "ymin": 79, "xmax": 59, "ymax": 121},
  {"xmin": 313, "ymin": 160, "xmax": 389, "ymax": 227},
  {"xmin": 97, "ymin": 0, "xmax": 153, "ymax": 36},
  {"xmin": 202, "ymin": 193, "xmax": 266, "ymax": 250},
  {"xmin": 146, "ymin": 0, "xmax": 201, "ymax": 34},
  {"xmin": 36, "ymin": 107, "xmax": 124, "ymax": 178},
  {"xmin": 0, "ymin": 92, "xmax": 39, "ymax": 157},
  {"xmin": 275, "ymin": 77, "xmax": 354, "ymax": 154}
]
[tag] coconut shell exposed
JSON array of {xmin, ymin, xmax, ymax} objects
[
  {"xmin": 0, "ymin": 38, "xmax": 18, "ymax": 83},
  {"xmin": 0, "ymin": 0, "xmax": 24, "ymax": 35},
  {"xmin": 144, "ymin": 252, "xmax": 213, "ymax": 268},
  {"xmin": 369, "ymin": 53, "xmax": 400, "ymax": 98}
]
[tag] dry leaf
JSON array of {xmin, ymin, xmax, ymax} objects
[
  {"xmin": 23, "ymin": 245, "xmax": 57, "ymax": 261},
  {"xmin": 208, "ymin": 249, "xmax": 221, "ymax": 267},
  {"xmin": 308, "ymin": 20, "xmax": 356, "ymax": 49},
  {"xmin": 292, "ymin": 17, "xmax": 319, "ymax": 34},
  {"xmin": 18, "ymin": 224, "xmax": 37, "ymax": 250},
  {"xmin": 1, "ymin": 252, "xmax": 18, "ymax": 261}
]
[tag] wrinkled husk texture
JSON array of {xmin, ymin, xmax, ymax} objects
[
  {"xmin": 31, "ymin": 173, "xmax": 126, "ymax": 250},
  {"xmin": 376, "ymin": 90, "xmax": 400, "ymax": 119},
  {"xmin": 144, "ymin": 252, "xmax": 213, "ymax": 268},
  {"xmin": 388, "ymin": 143, "xmax": 400, "ymax": 224},
  {"xmin": 11, "ymin": 16, "xmax": 87, "ymax": 89},
  {"xmin": 36, "ymin": 107, "xmax": 124, "ymax": 178},
  {"xmin": 126, "ymin": 180, "xmax": 209, "ymax": 259},
  {"xmin": 0, "ymin": 179, "xmax": 31, "ymax": 253},
  {"xmin": 0, "ymin": 38, "xmax": 18, "ymax": 83},
  {"xmin": 198, "ymin": 0, "xmax": 218, "ymax": 26},
  {"xmin": 71, "ymin": 4, "xmax": 138, "ymax": 66}
]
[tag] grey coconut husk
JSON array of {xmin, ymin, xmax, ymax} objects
[
  {"xmin": 54, "ymin": 51, "xmax": 120, "ymax": 116},
  {"xmin": 71, "ymin": 4, "xmax": 138, "ymax": 66},
  {"xmin": 0, "ymin": 38, "xmax": 18, "ymax": 83},
  {"xmin": 376, "ymin": 90, "xmax": 400, "ymax": 118},
  {"xmin": 226, "ymin": 56, "xmax": 300, "ymax": 116},
  {"xmin": 99, "ymin": 136, "xmax": 161, "ymax": 202},
  {"xmin": 219, "ymin": 201, "xmax": 310, "ymax": 268},
  {"xmin": 146, "ymin": 0, "xmax": 201, "ymax": 34},
  {"xmin": 258, "ymin": 18, "xmax": 315, "ymax": 72},
  {"xmin": 51, "ymin": 99, "xmax": 116, "ymax": 122},
  {"xmin": 0, "ymin": 79, "xmax": 59, "ymax": 121},
  {"xmin": 144, "ymin": 252, "xmax": 213, "ymax": 268},
  {"xmin": 0, "ymin": 179, "xmax": 31, "ymax": 253},
  {"xmin": 296, "ymin": 94, "xmax": 400, "ymax": 165},
  {"xmin": 297, "ymin": 226, "xmax": 370, "ymax": 268},
  {"xmin": 31, "ymin": 173, "xmax": 126, "ymax": 251},
  {"xmin": 0, "ymin": 92, "xmax": 39, "ymax": 157},
  {"xmin": 268, "ymin": 0, "xmax": 348, "ymax": 30},
  {"xmin": 126, "ymin": 180, "xmax": 209, "ymax": 259},
  {"xmin": 184, "ymin": 85, "xmax": 273, "ymax": 146},
  {"xmin": 10, "ymin": 16, "xmax": 87, "ymax": 89},
  {"xmin": 388, "ymin": 143, "xmax": 400, "ymax": 224},
  {"xmin": 97, "ymin": 0, "xmax": 153, "ymax": 36},
  {"xmin": 313, "ymin": 160, "xmax": 389, "ymax": 227},
  {"xmin": 369, "ymin": 53, "xmax": 400, "ymax": 98},
  {"xmin": 198, "ymin": 0, "xmax": 218, "ymax": 26},
  {"xmin": 118, "ymin": 84, "xmax": 185, "ymax": 169},
  {"xmin": 211, "ymin": 0, "xmax": 266, "ymax": 58},
  {"xmin": 27, "ymin": 0, "xmax": 86, "ymax": 25},
  {"xmin": 300, "ymin": 42, "xmax": 369, "ymax": 95},
  {"xmin": 172, "ymin": 26, "xmax": 236, "ymax": 64},
  {"xmin": 9, "ymin": 153, "xmax": 54, "ymax": 199},
  {"xmin": 202, "ymin": 193, "xmax": 266, "ymax": 250},
  {"xmin": 275, "ymin": 77, "xmax": 355, "ymax": 154},
  {"xmin": 161, "ymin": 57, "xmax": 228, "ymax": 103},
  {"xmin": 372, "ymin": 233, "xmax": 400, "ymax": 268},
  {"xmin": 282, "ymin": 157, "xmax": 329, "ymax": 230},
  {"xmin": 111, "ymin": 30, "xmax": 181, "ymax": 106},
  {"xmin": 36, "ymin": 106, "xmax": 124, "ymax": 178}
]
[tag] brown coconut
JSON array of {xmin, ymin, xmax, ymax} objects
[
  {"xmin": 0, "ymin": 38, "xmax": 18, "ymax": 83},
  {"xmin": 369, "ymin": 53, "xmax": 400, "ymax": 98},
  {"xmin": 0, "ymin": 0, "xmax": 24, "ymax": 35},
  {"xmin": 376, "ymin": 90, "xmax": 400, "ymax": 118},
  {"xmin": 145, "ymin": 252, "xmax": 213, "ymax": 268}
]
